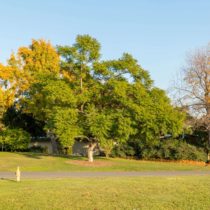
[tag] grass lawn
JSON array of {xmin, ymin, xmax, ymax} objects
[
  {"xmin": 0, "ymin": 152, "xmax": 209, "ymax": 209},
  {"xmin": 0, "ymin": 176, "xmax": 209, "ymax": 210},
  {"xmin": 0, "ymin": 152, "xmax": 209, "ymax": 172}
]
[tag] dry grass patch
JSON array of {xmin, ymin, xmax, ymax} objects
[
  {"xmin": 178, "ymin": 160, "xmax": 208, "ymax": 166},
  {"xmin": 66, "ymin": 160, "xmax": 115, "ymax": 167}
]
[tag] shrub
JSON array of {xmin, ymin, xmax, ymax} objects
[
  {"xmin": 111, "ymin": 143, "xmax": 136, "ymax": 158},
  {"xmin": 139, "ymin": 139, "xmax": 207, "ymax": 162},
  {"xmin": 0, "ymin": 128, "xmax": 30, "ymax": 151},
  {"xmin": 115, "ymin": 139, "xmax": 208, "ymax": 162},
  {"xmin": 29, "ymin": 145, "xmax": 46, "ymax": 153}
]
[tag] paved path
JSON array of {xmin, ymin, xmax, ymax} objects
[{"xmin": 0, "ymin": 171, "xmax": 210, "ymax": 179}]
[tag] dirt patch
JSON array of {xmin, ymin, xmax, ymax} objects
[
  {"xmin": 178, "ymin": 160, "xmax": 208, "ymax": 166},
  {"xmin": 160, "ymin": 159, "xmax": 207, "ymax": 166},
  {"xmin": 146, "ymin": 159, "xmax": 208, "ymax": 166},
  {"xmin": 66, "ymin": 160, "xmax": 115, "ymax": 167}
]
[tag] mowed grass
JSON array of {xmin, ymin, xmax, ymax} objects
[
  {"xmin": 0, "ymin": 152, "xmax": 209, "ymax": 172},
  {"xmin": 0, "ymin": 176, "xmax": 209, "ymax": 210}
]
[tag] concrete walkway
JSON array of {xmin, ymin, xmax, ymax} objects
[{"xmin": 0, "ymin": 171, "xmax": 210, "ymax": 179}]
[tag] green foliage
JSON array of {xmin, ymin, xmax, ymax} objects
[
  {"xmin": 111, "ymin": 137, "xmax": 207, "ymax": 162},
  {"xmin": 57, "ymin": 34, "xmax": 101, "ymax": 94},
  {"xmin": 185, "ymin": 129, "xmax": 209, "ymax": 152},
  {"xmin": 33, "ymin": 35, "xmax": 185, "ymax": 156},
  {"xmin": 134, "ymin": 88, "xmax": 185, "ymax": 142},
  {"xmin": 111, "ymin": 143, "xmax": 136, "ymax": 158},
  {"xmin": 0, "ymin": 128, "xmax": 30, "ymax": 151},
  {"xmin": 1, "ymin": 34, "xmax": 186, "ymax": 158},
  {"xmin": 24, "ymin": 77, "xmax": 77, "ymax": 121},
  {"xmin": 24, "ymin": 77, "xmax": 79, "ymax": 149},
  {"xmin": 139, "ymin": 139, "xmax": 207, "ymax": 162},
  {"xmin": 3, "ymin": 107, "xmax": 45, "ymax": 136},
  {"xmin": 160, "ymin": 140, "xmax": 207, "ymax": 161},
  {"xmin": 74, "ymin": 34, "xmax": 101, "ymax": 62},
  {"xmin": 99, "ymin": 140, "xmax": 114, "ymax": 157},
  {"xmin": 58, "ymin": 34, "xmax": 100, "ymax": 64},
  {"xmin": 29, "ymin": 145, "xmax": 46, "ymax": 153},
  {"xmin": 84, "ymin": 105, "xmax": 112, "ymax": 141},
  {"xmin": 50, "ymin": 108, "xmax": 79, "ymax": 148}
]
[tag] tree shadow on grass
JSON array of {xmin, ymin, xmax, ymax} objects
[
  {"xmin": 0, "ymin": 178, "xmax": 16, "ymax": 183},
  {"xmin": 15, "ymin": 152, "xmax": 43, "ymax": 159},
  {"xmin": 14, "ymin": 152, "xmax": 104, "ymax": 161},
  {"xmin": 69, "ymin": 155, "xmax": 86, "ymax": 160},
  {"xmin": 14, "ymin": 152, "xmax": 82, "ymax": 160}
]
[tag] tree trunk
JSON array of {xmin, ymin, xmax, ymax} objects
[
  {"xmin": 208, "ymin": 129, "xmax": 210, "ymax": 146},
  {"xmin": 80, "ymin": 76, "xmax": 83, "ymax": 93},
  {"xmin": 105, "ymin": 153, "xmax": 109, "ymax": 159},
  {"xmin": 206, "ymin": 105, "xmax": 210, "ymax": 147},
  {"xmin": 87, "ymin": 143, "xmax": 96, "ymax": 162},
  {"xmin": 80, "ymin": 64, "xmax": 84, "ymax": 112},
  {"xmin": 80, "ymin": 64, "xmax": 83, "ymax": 93},
  {"xmin": 208, "ymin": 129, "xmax": 210, "ymax": 161}
]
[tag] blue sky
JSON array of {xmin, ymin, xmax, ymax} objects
[{"xmin": 0, "ymin": 0, "xmax": 209, "ymax": 90}]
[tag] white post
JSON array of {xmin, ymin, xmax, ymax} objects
[
  {"xmin": 16, "ymin": 166, "xmax": 21, "ymax": 182},
  {"xmin": 88, "ymin": 143, "xmax": 96, "ymax": 162},
  {"xmin": 88, "ymin": 149, "xmax": 93, "ymax": 162}
]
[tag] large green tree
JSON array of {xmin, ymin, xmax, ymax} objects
[
  {"xmin": 56, "ymin": 35, "xmax": 184, "ymax": 161},
  {"xmin": 2, "ymin": 35, "xmax": 185, "ymax": 162}
]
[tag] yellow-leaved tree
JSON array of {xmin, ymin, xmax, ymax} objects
[
  {"xmin": 18, "ymin": 39, "xmax": 60, "ymax": 77},
  {"xmin": 0, "ymin": 39, "xmax": 60, "ymax": 130}
]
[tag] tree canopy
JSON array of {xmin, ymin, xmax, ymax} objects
[
  {"xmin": 172, "ymin": 45, "xmax": 210, "ymax": 148},
  {"xmin": 0, "ymin": 35, "xmax": 185, "ymax": 161}
]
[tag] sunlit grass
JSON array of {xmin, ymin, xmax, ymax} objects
[
  {"xmin": 0, "ymin": 176, "xmax": 209, "ymax": 210},
  {"xmin": 0, "ymin": 152, "xmax": 209, "ymax": 172}
]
